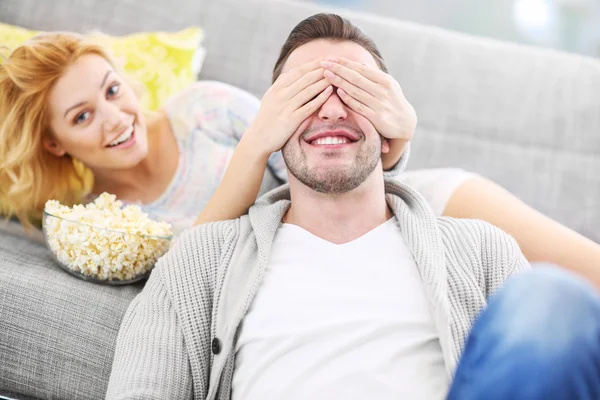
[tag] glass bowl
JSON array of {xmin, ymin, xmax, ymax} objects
[{"xmin": 42, "ymin": 210, "xmax": 173, "ymax": 285}]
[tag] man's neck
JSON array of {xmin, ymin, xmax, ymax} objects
[{"xmin": 284, "ymin": 171, "xmax": 393, "ymax": 245}]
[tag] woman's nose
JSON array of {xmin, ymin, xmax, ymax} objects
[{"xmin": 100, "ymin": 102, "xmax": 124, "ymax": 132}]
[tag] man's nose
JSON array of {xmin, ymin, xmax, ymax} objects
[{"xmin": 317, "ymin": 89, "xmax": 348, "ymax": 122}]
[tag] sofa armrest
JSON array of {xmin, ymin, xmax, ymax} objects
[{"xmin": 0, "ymin": 231, "xmax": 143, "ymax": 400}]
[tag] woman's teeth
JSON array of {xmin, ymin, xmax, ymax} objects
[{"xmin": 108, "ymin": 126, "xmax": 134, "ymax": 147}]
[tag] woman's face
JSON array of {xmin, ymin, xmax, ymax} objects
[{"xmin": 46, "ymin": 54, "xmax": 149, "ymax": 171}]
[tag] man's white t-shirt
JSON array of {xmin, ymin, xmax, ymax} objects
[{"xmin": 232, "ymin": 217, "xmax": 449, "ymax": 399}]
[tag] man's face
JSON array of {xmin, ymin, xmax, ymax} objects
[{"xmin": 280, "ymin": 39, "xmax": 384, "ymax": 194}]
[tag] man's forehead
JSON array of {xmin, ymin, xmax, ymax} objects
[{"xmin": 282, "ymin": 39, "xmax": 380, "ymax": 72}]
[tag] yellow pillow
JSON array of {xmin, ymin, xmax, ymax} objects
[{"xmin": 0, "ymin": 23, "xmax": 204, "ymax": 111}]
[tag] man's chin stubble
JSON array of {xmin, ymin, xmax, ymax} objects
[
  {"xmin": 301, "ymin": 168, "xmax": 366, "ymax": 195},
  {"xmin": 282, "ymin": 146, "xmax": 381, "ymax": 195}
]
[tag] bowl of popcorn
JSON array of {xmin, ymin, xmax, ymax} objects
[{"xmin": 42, "ymin": 193, "xmax": 173, "ymax": 285}]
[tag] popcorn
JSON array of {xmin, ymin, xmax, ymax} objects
[{"xmin": 43, "ymin": 193, "xmax": 173, "ymax": 282}]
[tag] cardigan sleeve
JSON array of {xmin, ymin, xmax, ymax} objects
[
  {"xmin": 105, "ymin": 271, "xmax": 194, "ymax": 400},
  {"xmin": 478, "ymin": 221, "xmax": 531, "ymax": 297}
]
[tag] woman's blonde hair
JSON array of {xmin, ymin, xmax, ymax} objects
[{"xmin": 0, "ymin": 32, "xmax": 120, "ymax": 227}]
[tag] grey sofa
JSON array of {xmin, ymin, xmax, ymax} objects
[{"xmin": 1, "ymin": 0, "xmax": 599, "ymax": 398}]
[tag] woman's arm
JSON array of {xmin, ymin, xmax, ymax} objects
[
  {"xmin": 193, "ymin": 136, "xmax": 270, "ymax": 225},
  {"xmin": 194, "ymin": 61, "xmax": 333, "ymax": 225},
  {"xmin": 443, "ymin": 176, "xmax": 600, "ymax": 288},
  {"xmin": 381, "ymin": 138, "xmax": 408, "ymax": 171}
]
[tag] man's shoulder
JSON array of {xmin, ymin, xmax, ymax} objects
[
  {"xmin": 177, "ymin": 218, "xmax": 242, "ymax": 248},
  {"xmin": 154, "ymin": 218, "xmax": 249, "ymax": 281},
  {"xmin": 148, "ymin": 217, "xmax": 254, "ymax": 315}
]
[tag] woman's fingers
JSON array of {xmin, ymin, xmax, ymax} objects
[
  {"xmin": 276, "ymin": 58, "xmax": 325, "ymax": 88},
  {"xmin": 288, "ymin": 78, "xmax": 330, "ymax": 111},
  {"xmin": 293, "ymin": 85, "xmax": 333, "ymax": 122},
  {"xmin": 321, "ymin": 60, "xmax": 380, "ymax": 96},
  {"xmin": 336, "ymin": 87, "xmax": 376, "ymax": 120},
  {"xmin": 323, "ymin": 70, "xmax": 379, "ymax": 111},
  {"xmin": 324, "ymin": 57, "xmax": 388, "ymax": 84},
  {"xmin": 283, "ymin": 67, "xmax": 326, "ymax": 101}
]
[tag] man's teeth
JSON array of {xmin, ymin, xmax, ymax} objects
[
  {"xmin": 312, "ymin": 136, "xmax": 350, "ymax": 145},
  {"xmin": 108, "ymin": 126, "xmax": 134, "ymax": 147}
]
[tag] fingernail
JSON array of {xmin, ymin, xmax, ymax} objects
[
  {"xmin": 326, "ymin": 56, "xmax": 339, "ymax": 62},
  {"xmin": 324, "ymin": 70, "xmax": 336, "ymax": 79},
  {"xmin": 325, "ymin": 85, "xmax": 333, "ymax": 92},
  {"xmin": 321, "ymin": 61, "xmax": 332, "ymax": 68}
]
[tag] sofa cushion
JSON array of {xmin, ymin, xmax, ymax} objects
[
  {"xmin": 0, "ymin": 231, "xmax": 143, "ymax": 399},
  {"xmin": 0, "ymin": 22, "xmax": 205, "ymax": 111}
]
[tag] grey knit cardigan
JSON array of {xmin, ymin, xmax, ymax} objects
[{"xmin": 106, "ymin": 179, "xmax": 530, "ymax": 399}]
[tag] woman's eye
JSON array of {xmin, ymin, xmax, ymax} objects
[
  {"xmin": 107, "ymin": 84, "xmax": 120, "ymax": 97},
  {"xmin": 74, "ymin": 111, "xmax": 91, "ymax": 124}
]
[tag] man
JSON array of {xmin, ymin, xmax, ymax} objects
[{"xmin": 106, "ymin": 13, "xmax": 600, "ymax": 400}]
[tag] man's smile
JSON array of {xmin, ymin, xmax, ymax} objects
[{"xmin": 303, "ymin": 129, "xmax": 360, "ymax": 150}]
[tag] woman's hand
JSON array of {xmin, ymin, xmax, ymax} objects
[
  {"xmin": 242, "ymin": 59, "xmax": 333, "ymax": 157},
  {"xmin": 320, "ymin": 56, "xmax": 417, "ymax": 144},
  {"xmin": 195, "ymin": 62, "xmax": 333, "ymax": 226}
]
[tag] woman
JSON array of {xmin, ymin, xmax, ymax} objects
[{"xmin": 1, "ymin": 32, "xmax": 599, "ymax": 287}]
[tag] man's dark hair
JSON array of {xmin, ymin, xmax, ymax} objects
[{"xmin": 272, "ymin": 13, "xmax": 387, "ymax": 83}]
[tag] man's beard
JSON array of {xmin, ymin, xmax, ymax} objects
[{"xmin": 282, "ymin": 125, "xmax": 382, "ymax": 195}]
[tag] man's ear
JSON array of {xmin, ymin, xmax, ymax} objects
[
  {"xmin": 42, "ymin": 136, "xmax": 67, "ymax": 157},
  {"xmin": 381, "ymin": 138, "xmax": 390, "ymax": 154}
]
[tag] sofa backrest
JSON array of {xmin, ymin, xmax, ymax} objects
[{"xmin": 2, "ymin": 0, "xmax": 600, "ymax": 241}]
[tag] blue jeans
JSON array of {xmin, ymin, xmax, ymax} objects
[{"xmin": 448, "ymin": 264, "xmax": 600, "ymax": 400}]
